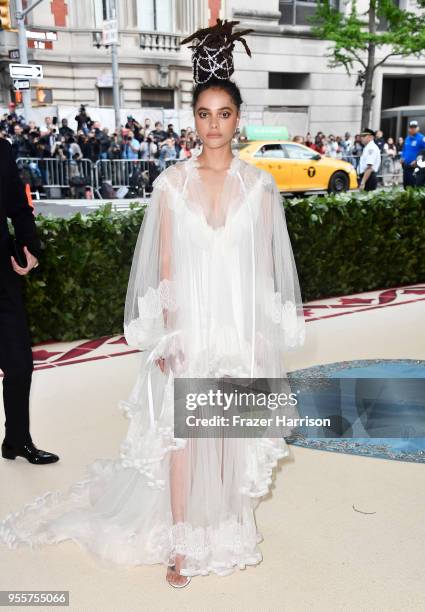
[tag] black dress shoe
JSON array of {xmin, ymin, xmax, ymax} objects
[{"xmin": 1, "ymin": 440, "xmax": 60, "ymax": 464}]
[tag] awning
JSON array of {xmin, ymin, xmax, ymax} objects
[{"xmin": 241, "ymin": 125, "xmax": 289, "ymax": 141}]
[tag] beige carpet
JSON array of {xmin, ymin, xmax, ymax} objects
[{"xmin": 1, "ymin": 284, "xmax": 424, "ymax": 611}]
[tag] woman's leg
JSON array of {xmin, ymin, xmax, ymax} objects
[{"xmin": 167, "ymin": 443, "xmax": 190, "ymax": 585}]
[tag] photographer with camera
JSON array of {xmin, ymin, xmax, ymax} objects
[
  {"xmin": 74, "ymin": 105, "xmax": 92, "ymax": 135},
  {"xmin": 121, "ymin": 130, "xmax": 140, "ymax": 160},
  {"xmin": 158, "ymin": 137, "xmax": 177, "ymax": 171},
  {"xmin": 125, "ymin": 116, "xmax": 142, "ymax": 141}
]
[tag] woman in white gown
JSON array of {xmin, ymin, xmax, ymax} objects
[{"xmin": 0, "ymin": 19, "xmax": 305, "ymax": 588}]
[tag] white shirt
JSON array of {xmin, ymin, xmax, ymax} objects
[{"xmin": 359, "ymin": 140, "xmax": 381, "ymax": 174}]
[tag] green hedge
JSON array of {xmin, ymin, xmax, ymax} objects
[
  {"xmin": 285, "ymin": 187, "xmax": 424, "ymax": 300},
  {"xmin": 18, "ymin": 187, "xmax": 425, "ymax": 343},
  {"xmin": 22, "ymin": 203, "xmax": 145, "ymax": 343}
]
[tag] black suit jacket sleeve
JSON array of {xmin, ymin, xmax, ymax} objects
[{"xmin": 1, "ymin": 139, "xmax": 42, "ymax": 260}]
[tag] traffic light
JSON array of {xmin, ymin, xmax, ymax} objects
[
  {"xmin": 0, "ymin": 0, "xmax": 12, "ymax": 31},
  {"xmin": 34, "ymin": 88, "xmax": 53, "ymax": 105},
  {"xmin": 13, "ymin": 90, "xmax": 23, "ymax": 105}
]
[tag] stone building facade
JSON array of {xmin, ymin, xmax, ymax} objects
[{"xmin": 0, "ymin": 0, "xmax": 424, "ymax": 136}]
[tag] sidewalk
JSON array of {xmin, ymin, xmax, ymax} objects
[{"xmin": 0, "ymin": 283, "xmax": 424, "ymax": 611}]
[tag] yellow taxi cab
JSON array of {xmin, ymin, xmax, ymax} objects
[{"xmin": 238, "ymin": 141, "xmax": 358, "ymax": 194}]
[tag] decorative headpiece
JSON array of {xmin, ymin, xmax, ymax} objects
[{"xmin": 179, "ymin": 18, "xmax": 255, "ymax": 84}]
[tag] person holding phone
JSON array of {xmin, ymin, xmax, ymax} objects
[{"xmin": 0, "ymin": 137, "xmax": 59, "ymax": 464}]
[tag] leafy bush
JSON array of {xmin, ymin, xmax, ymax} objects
[
  {"xmin": 284, "ymin": 187, "xmax": 424, "ymax": 300},
  {"xmin": 23, "ymin": 203, "xmax": 144, "ymax": 343},
  {"xmin": 19, "ymin": 188, "xmax": 425, "ymax": 342}
]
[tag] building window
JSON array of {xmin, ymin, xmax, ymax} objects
[
  {"xmin": 279, "ymin": 0, "xmax": 339, "ymax": 26},
  {"xmin": 99, "ymin": 87, "xmax": 113, "ymax": 107},
  {"xmin": 137, "ymin": 0, "xmax": 173, "ymax": 32},
  {"xmin": 377, "ymin": 0, "xmax": 400, "ymax": 31},
  {"xmin": 269, "ymin": 72, "xmax": 310, "ymax": 89},
  {"xmin": 381, "ymin": 77, "xmax": 411, "ymax": 110},
  {"xmin": 141, "ymin": 88, "xmax": 174, "ymax": 108}
]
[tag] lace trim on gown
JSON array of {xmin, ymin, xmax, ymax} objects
[
  {"xmin": 0, "ymin": 432, "xmax": 290, "ymax": 576},
  {"xmin": 266, "ymin": 289, "xmax": 306, "ymax": 347},
  {"xmin": 124, "ymin": 278, "xmax": 179, "ymax": 348}
]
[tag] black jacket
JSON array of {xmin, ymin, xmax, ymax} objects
[{"xmin": 0, "ymin": 138, "xmax": 41, "ymax": 276}]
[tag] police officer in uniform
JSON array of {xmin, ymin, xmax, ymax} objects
[
  {"xmin": 358, "ymin": 128, "xmax": 381, "ymax": 191},
  {"xmin": 0, "ymin": 138, "xmax": 59, "ymax": 464},
  {"xmin": 400, "ymin": 120, "xmax": 425, "ymax": 188}
]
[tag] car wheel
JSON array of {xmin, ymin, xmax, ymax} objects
[{"xmin": 328, "ymin": 171, "xmax": 349, "ymax": 193}]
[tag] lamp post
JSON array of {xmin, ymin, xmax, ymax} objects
[
  {"xmin": 14, "ymin": 0, "xmax": 45, "ymax": 121},
  {"xmin": 106, "ymin": 0, "xmax": 121, "ymax": 136}
]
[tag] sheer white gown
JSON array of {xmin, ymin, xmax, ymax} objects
[{"xmin": 0, "ymin": 151, "xmax": 306, "ymax": 578}]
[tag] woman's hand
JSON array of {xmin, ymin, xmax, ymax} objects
[
  {"xmin": 155, "ymin": 357, "xmax": 167, "ymax": 373},
  {"xmin": 155, "ymin": 350, "xmax": 185, "ymax": 374}
]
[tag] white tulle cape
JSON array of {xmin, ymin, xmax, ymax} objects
[{"xmin": 0, "ymin": 151, "xmax": 305, "ymax": 577}]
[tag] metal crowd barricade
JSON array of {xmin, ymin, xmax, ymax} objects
[
  {"xmin": 94, "ymin": 159, "xmax": 149, "ymax": 197},
  {"xmin": 337, "ymin": 153, "xmax": 403, "ymax": 187},
  {"xmin": 93, "ymin": 158, "xmax": 178, "ymax": 198},
  {"xmin": 16, "ymin": 157, "xmax": 181, "ymax": 200},
  {"xmin": 16, "ymin": 157, "xmax": 94, "ymax": 198},
  {"xmin": 16, "ymin": 153, "xmax": 405, "ymax": 198}
]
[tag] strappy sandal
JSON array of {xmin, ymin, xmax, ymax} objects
[{"xmin": 166, "ymin": 564, "xmax": 191, "ymax": 588}]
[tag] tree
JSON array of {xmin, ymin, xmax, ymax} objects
[{"xmin": 310, "ymin": 0, "xmax": 425, "ymax": 129}]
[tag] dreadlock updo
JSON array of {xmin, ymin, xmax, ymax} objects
[{"xmin": 179, "ymin": 18, "xmax": 254, "ymax": 111}]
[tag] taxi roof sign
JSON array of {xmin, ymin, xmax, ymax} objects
[{"xmin": 241, "ymin": 125, "xmax": 289, "ymax": 141}]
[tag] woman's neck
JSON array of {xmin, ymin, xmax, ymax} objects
[{"xmin": 196, "ymin": 146, "xmax": 234, "ymax": 171}]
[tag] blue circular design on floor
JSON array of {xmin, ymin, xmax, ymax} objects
[{"xmin": 286, "ymin": 359, "xmax": 425, "ymax": 463}]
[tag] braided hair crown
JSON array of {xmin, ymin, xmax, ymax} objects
[{"xmin": 179, "ymin": 18, "xmax": 254, "ymax": 84}]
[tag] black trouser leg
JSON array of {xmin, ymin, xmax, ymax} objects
[
  {"xmin": 0, "ymin": 273, "xmax": 34, "ymax": 447},
  {"xmin": 359, "ymin": 171, "xmax": 378, "ymax": 191},
  {"xmin": 365, "ymin": 171, "xmax": 378, "ymax": 191},
  {"xmin": 402, "ymin": 164, "xmax": 416, "ymax": 188}
]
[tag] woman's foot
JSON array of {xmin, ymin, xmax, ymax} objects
[{"xmin": 166, "ymin": 554, "xmax": 191, "ymax": 588}]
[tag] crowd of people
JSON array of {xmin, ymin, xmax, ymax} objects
[
  {"xmin": 293, "ymin": 130, "xmax": 404, "ymax": 186},
  {"xmin": 2, "ymin": 101, "xmax": 424, "ymax": 192},
  {"xmin": 0, "ymin": 103, "xmax": 204, "ymax": 172}
]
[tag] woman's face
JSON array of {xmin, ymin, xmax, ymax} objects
[{"xmin": 194, "ymin": 87, "xmax": 239, "ymax": 150}]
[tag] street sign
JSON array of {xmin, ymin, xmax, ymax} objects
[
  {"xmin": 102, "ymin": 19, "xmax": 118, "ymax": 45},
  {"xmin": 9, "ymin": 63, "xmax": 43, "ymax": 79},
  {"xmin": 13, "ymin": 79, "xmax": 30, "ymax": 91},
  {"xmin": 8, "ymin": 49, "xmax": 20, "ymax": 60},
  {"xmin": 25, "ymin": 29, "xmax": 57, "ymax": 41},
  {"xmin": 28, "ymin": 40, "xmax": 53, "ymax": 50}
]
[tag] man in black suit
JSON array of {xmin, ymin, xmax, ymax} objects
[{"xmin": 0, "ymin": 138, "xmax": 59, "ymax": 464}]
